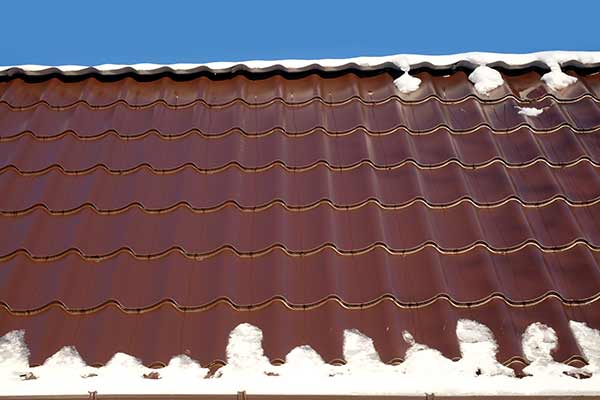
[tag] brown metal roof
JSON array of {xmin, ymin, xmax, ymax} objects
[{"xmin": 1, "ymin": 66, "xmax": 600, "ymax": 375}]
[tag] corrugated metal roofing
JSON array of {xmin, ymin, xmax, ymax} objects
[{"xmin": 1, "ymin": 61, "xmax": 600, "ymax": 376}]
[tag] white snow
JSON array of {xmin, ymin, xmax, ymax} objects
[
  {"xmin": 399, "ymin": 331, "xmax": 455, "ymax": 375},
  {"xmin": 521, "ymin": 323, "xmax": 576, "ymax": 377},
  {"xmin": 455, "ymin": 319, "xmax": 514, "ymax": 377},
  {"xmin": 161, "ymin": 354, "xmax": 208, "ymax": 379},
  {"xmin": 2, "ymin": 51, "xmax": 599, "ymax": 74},
  {"xmin": 468, "ymin": 65, "xmax": 504, "ymax": 95},
  {"xmin": 541, "ymin": 59, "xmax": 578, "ymax": 91},
  {"xmin": 393, "ymin": 72, "xmax": 421, "ymax": 94},
  {"xmin": 542, "ymin": 69, "xmax": 578, "ymax": 91},
  {"xmin": 0, "ymin": 330, "xmax": 29, "ymax": 378},
  {"xmin": 278, "ymin": 345, "xmax": 333, "ymax": 378},
  {"xmin": 515, "ymin": 106, "xmax": 545, "ymax": 117},
  {"xmin": 343, "ymin": 329, "xmax": 389, "ymax": 371},
  {"xmin": 215, "ymin": 322, "xmax": 275, "ymax": 378},
  {"xmin": 570, "ymin": 321, "xmax": 600, "ymax": 373},
  {"xmin": 1, "ymin": 320, "xmax": 600, "ymax": 396}
]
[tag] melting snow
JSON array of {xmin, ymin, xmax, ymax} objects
[
  {"xmin": 522, "ymin": 323, "xmax": 575, "ymax": 377},
  {"xmin": 278, "ymin": 345, "xmax": 333, "ymax": 378},
  {"xmin": 0, "ymin": 330, "xmax": 29, "ymax": 377},
  {"xmin": 399, "ymin": 331, "xmax": 455, "ymax": 375},
  {"xmin": 515, "ymin": 106, "xmax": 545, "ymax": 117},
  {"xmin": 1, "ymin": 320, "xmax": 600, "ymax": 395},
  {"xmin": 542, "ymin": 69, "xmax": 578, "ymax": 91},
  {"xmin": 468, "ymin": 65, "xmax": 504, "ymax": 95},
  {"xmin": 570, "ymin": 321, "xmax": 600, "ymax": 373},
  {"xmin": 455, "ymin": 319, "xmax": 514, "ymax": 377},
  {"xmin": 216, "ymin": 322, "xmax": 274, "ymax": 378},
  {"xmin": 343, "ymin": 329, "xmax": 389, "ymax": 371},
  {"xmin": 393, "ymin": 72, "xmax": 421, "ymax": 94},
  {"xmin": 541, "ymin": 60, "xmax": 578, "ymax": 91}
]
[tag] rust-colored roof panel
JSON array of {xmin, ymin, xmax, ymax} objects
[
  {"xmin": 3, "ymin": 201, "xmax": 600, "ymax": 258},
  {"xmin": 2, "ymin": 161, "xmax": 600, "ymax": 213},
  {"xmin": 3, "ymin": 127, "xmax": 600, "ymax": 174},
  {"xmin": 2, "ymin": 97, "xmax": 600, "ymax": 139},
  {"xmin": 1, "ymin": 246, "xmax": 600, "ymax": 312},
  {"xmin": 1, "ymin": 67, "xmax": 600, "ymax": 375}
]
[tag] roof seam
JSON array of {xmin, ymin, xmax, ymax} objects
[
  {"xmin": 3, "ymin": 240, "xmax": 600, "ymax": 262},
  {"xmin": 2, "ymin": 292, "xmax": 600, "ymax": 315},
  {"xmin": 3, "ymin": 123, "xmax": 600, "ymax": 142}
]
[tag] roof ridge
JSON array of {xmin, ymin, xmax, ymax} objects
[{"xmin": 2, "ymin": 51, "xmax": 600, "ymax": 77}]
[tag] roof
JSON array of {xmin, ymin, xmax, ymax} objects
[
  {"xmin": 1, "ymin": 51, "xmax": 600, "ymax": 76},
  {"xmin": 1, "ymin": 52, "xmax": 600, "ymax": 395}
]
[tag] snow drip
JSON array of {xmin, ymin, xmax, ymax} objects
[
  {"xmin": 2, "ymin": 320, "xmax": 600, "ymax": 395},
  {"xmin": 541, "ymin": 61, "xmax": 578, "ymax": 91},
  {"xmin": 393, "ymin": 71, "xmax": 421, "ymax": 94},
  {"xmin": 468, "ymin": 65, "xmax": 504, "ymax": 95}
]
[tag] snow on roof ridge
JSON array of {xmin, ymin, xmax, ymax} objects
[{"xmin": 2, "ymin": 51, "xmax": 600, "ymax": 74}]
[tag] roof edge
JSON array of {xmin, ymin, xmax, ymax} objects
[
  {"xmin": 1, "ymin": 395, "xmax": 599, "ymax": 400},
  {"xmin": 2, "ymin": 51, "xmax": 600, "ymax": 78}
]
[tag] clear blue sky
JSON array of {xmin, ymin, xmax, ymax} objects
[{"xmin": 2, "ymin": 0, "xmax": 598, "ymax": 66}]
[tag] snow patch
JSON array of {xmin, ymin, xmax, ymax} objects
[
  {"xmin": 541, "ymin": 60, "xmax": 577, "ymax": 91},
  {"xmin": 515, "ymin": 106, "xmax": 544, "ymax": 117},
  {"xmin": 95, "ymin": 352, "xmax": 153, "ymax": 385},
  {"xmin": 542, "ymin": 69, "xmax": 578, "ymax": 91},
  {"xmin": 343, "ymin": 329, "xmax": 383, "ymax": 367},
  {"xmin": 41, "ymin": 346, "xmax": 86, "ymax": 370},
  {"xmin": 400, "ymin": 331, "xmax": 455, "ymax": 375},
  {"xmin": 343, "ymin": 329, "xmax": 396, "ymax": 375},
  {"xmin": 456, "ymin": 319, "xmax": 514, "ymax": 377},
  {"xmin": 25, "ymin": 346, "xmax": 99, "ymax": 390},
  {"xmin": 393, "ymin": 72, "xmax": 421, "ymax": 94},
  {"xmin": 468, "ymin": 65, "xmax": 504, "ymax": 95},
  {"xmin": 278, "ymin": 345, "xmax": 334, "ymax": 378},
  {"xmin": 216, "ymin": 323, "xmax": 274, "ymax": 378},
  {"xmin": 104, "ymin": 352, "xmax": 146, "ymax": 372},
  {"xmin": 164, "ymin": 354, "xmax": 207, "ymax": 375},
  {"xmin": 570, "ymin": 321, "xmax": 600, "ymax": 373},
  {"xmin": 0, "ymin": 330, "xmax": 29, "ymax": 375},
  {"xmin": 522, "ymin": 323, "xmax": 574, "ymax": 376}
]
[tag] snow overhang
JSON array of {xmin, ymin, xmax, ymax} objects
[{"xmin": 1, "ymin": 51, "xmax": 600, "ymax": 78}]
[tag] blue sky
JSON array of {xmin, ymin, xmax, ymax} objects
[{"xmin": 2, "ymin": 0, "xmax": 598, "ymax": 65}]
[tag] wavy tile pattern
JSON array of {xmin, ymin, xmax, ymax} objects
[
  {"xmin": 2, "ymin": 161, "xmax": 600, "ymax": 214},
  {"xmin": 1, "ymin": 68, "xmax": 600, "ymax": 371},
  {"xmin": 2, "ymin": 97, "xmax": 600, "ymax": 139},
  {"xmin": 0, "ymin": 70, "xmax": 598, "ymax": 107}
]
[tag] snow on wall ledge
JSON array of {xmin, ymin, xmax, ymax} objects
[{"xmin": 1, "ymin": 320, "xmax": 600, "ymax": 396}]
